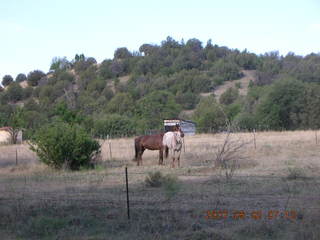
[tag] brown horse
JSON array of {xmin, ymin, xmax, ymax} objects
[
  {"xmin": 133, "ymin": 125, "xmax": 184, "ymax": 166},
  {"xmin": 133, "ymin": 133, "xmax": 166, "ymax": 166}
]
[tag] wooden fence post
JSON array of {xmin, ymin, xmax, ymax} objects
[
  {"xmin": 107, "ymin": 135, "xmax": 112, "ymax": 160},
  {"xmin": 253, "ymin": 129, "xmax": 256, "ymax": 150},
  {"xmin": 15, "ymin": 148, "xmax": 18, "ymax": 166}
]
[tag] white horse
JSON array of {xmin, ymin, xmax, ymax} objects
[{"xmin": 162, "ymin": 131, "xmax": 183, "ymax": 167}]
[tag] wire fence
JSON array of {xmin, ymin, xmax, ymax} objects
[
  {"xmin": 1, "ymin": 128, "xmax": 320, "ymax": 224},
  {"xmin": 1, "ymin": 168, "xmax": 320, "ymax": 222},
  {"xmin": 1, "ymin": 128, "xmax": 319, "ymax": 169},
  {"xmin": 90, "ymin": 125, "xmax": 320, "ymax": 140}
]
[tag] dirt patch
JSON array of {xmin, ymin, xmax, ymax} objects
[{"xmin": 213, "ymin": 70, "xmax": 256, "ymax": 100}]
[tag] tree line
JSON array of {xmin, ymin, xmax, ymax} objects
[{"xmin": 1, "ymin": 36, "xmax": 320, "ymax": 139}]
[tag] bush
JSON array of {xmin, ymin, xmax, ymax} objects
[
  {"xmin": 286, "ymin": 167, "xmax": 307, "ymax": 180},
  {"xmin": 145, "ymin": 171, "xmax": 165, "ymax": 187},
  {"xmin": 162, "ymin": 174, "xmax": 180, "ymax": 199},
  {"xmin": 30, "ymin": 122, "xmax": 100, "ymax": 170},
  {"xmin": 145, "ymin": 172, "xmax": 181, "ymax": 198}
]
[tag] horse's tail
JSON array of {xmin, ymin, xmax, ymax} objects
[
  {"xmin": 165, "ymin": 146, "xmax": 169, "ymax": 158},
  {"xmin": 133, "ymin": 138, "xmax": 140, "ymax": 161}
]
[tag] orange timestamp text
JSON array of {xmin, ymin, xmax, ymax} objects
[{"xmin": 205, "ymin": 210, "xmax": 297, "ymax": 220}]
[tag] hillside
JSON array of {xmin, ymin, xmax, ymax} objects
[
  {"xmin": 213, "ymin": 70, "xmax": 255, "ymax": 99},
  {"xmin": 1, "ymin": 37, "xmax": 320, "ymax": 137}
]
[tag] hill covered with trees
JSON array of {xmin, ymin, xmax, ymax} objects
[{"xmin": 1, "ymin": 37, "xmax": 320, "ymax": 137}]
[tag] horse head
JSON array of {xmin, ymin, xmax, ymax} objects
[
  {"xmin": 174, "ymin": 124, "xmax": 184, "ymax": 138},
  {"xmin": 174, "ymin": 131, "xmax": 182, "ymax": 144}
]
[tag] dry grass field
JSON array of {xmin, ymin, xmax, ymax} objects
[{"xmin": 0, "ymin": 130, "xmax": 320, "ymax": 239}]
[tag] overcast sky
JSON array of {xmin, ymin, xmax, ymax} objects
[{"xmin": 1, "ymin": 0, "xmax": 320, "ymax": 81}]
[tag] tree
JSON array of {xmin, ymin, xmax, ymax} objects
[
  {"xmin": 7, "ymin": 82, "xmax": 23, "ymax": 102},
  {"xmin": 2, "ymin": 75, "xmax": 13, "ymax": 86},
  {"xmin": 6, "ymin": 108, "xmax": 25, "ymax": 144},
  {"xmin": 30, "ymin": 121, "xmax": 100, "ymax": 170},
  {"xmin": 99, "ymin": 59, "xmax": 114, "ymax": 79},
  {"xmin": 161, "ymin": 36, "xmax": 180, "ymax": 50},
  {"xmin": 110, "ymin": 60, "xmax": 125, "ymax": 76},
  {"xmin": 219, "ymin": 87, "xmax": 239, "ymax": 105},
  {"xmin": 139, "ymin": 44, "xmax": 158, "ymax": 56},
  {"xmin": 74, "ymin": 57, "xmax": 97, "ymax": 73},
  {"xmin": 93, "ymin": 114, "xmax": 135, "ymax": 137},
  {"xmin": 54, "ymin": 102, "xmax": 83, "ymax": 125},
  {"xmin": 50, "ymin": 57, "xmax": 71, "ymax": 71},
  {"xmin": 175, "ymin": 91, "xmax": 200, "ymax": 109},
  {"xmin": 256, "ymin": 77, "xmax": 305, "ymax": 130},
  {"xmin": 74, "ymin": 53, "xmax": 85, "ymax": 62},
  {"xmin": 299, "ymin": 83, "xmax": 320, "ymax": 129},
  {"xmin": 27, "ymin": 70, "xmax": 46, "ymax": 86},
  {"xmin": 136, "ymin": 90, "xmax": 181, "ymax": 130},
  {"xmin": 15, "ymin": 73, "xmax": 27, "ymax": 82},
  {"xmin": 186, "ymin": 38, "xmax": 203, "ymax": 52},
  {"xmin": 106, "ymin": 93, "xmax": 134, "ymax": 115},
  {"xmin": 114, "ymin": 47, "xmax": 132, "ymax": 59},
  {"xmin": 210, "ymin": 59, "xmax": 242, "ymax": 81},
  {"xmin": 193, "ymin": 96, "xmax": 227, "ymax": 132}
]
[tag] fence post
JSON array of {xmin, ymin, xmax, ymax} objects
[
  {"xmin": 183, "ymin": 138, "xmax": 185, "ymax": 153},
  {"xmin": 125, "ymin": 166, "xmax": 130, "ymax": 220},
  {"xmin": 15, "ymin": 148, "xmax": 18, "ymax": 166},
  {"xmin": 315, "ymin": 131, "xmax": 318, "ymax": 145},
  {"xmin": 107, "ymin": 135, "xmax": 112, "ymax": 160},
  {"xmin": 253, "ymin": 129, "xmax": 256, "ymax": 150}
]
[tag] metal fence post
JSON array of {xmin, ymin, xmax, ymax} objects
[{"xmin": 125, "ymin": 166, "xmax": 130, "ymax": 220}]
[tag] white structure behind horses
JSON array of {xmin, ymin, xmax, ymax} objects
[{"xmin": 162, "ymin": 131, "xmax": 182, "ymax": 167}]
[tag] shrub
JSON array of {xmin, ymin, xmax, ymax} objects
[
  {"xmin": 235, "ymin": 82, "xmax": 242, "ymax": 89},
  {"xmin": 214, "ymin": 130, "xmax": 250, "ymax": 181},
  {"xmin": 145, "ymin": 171, "xmax": 165, "ymax": 187},
  {"xmin": 286, "ymin": 167, "xmax": 307, "ymax": 180},
  {"xmin": 162, "ymin": 174, "xmax": 180, "ymax": 199},
  {"xmin": 145, "ymin": 172, "xmax": 181, "ymax": 198},
  {"xmin": 22, "ymin": 86, "xmax": 33, "ymax": 99},
  {"xmin": 30, "ymin": 122, "xmax": 100, "ymax": 170}
]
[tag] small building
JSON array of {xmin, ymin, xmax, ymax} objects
[{"xmin": 164, "ymin": 119, "xmax": 196, "ymax": 136}]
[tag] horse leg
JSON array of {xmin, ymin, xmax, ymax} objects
[
  {"xmin": 165, "ymin": 146, "xmax": 169, "ymax": 159},
  {"xmin": 177, "ymin": 150, "xmax": 181, "ymax": 167},
  {"xmin": 138, "ymin": 148, "xmax": 145, "ymax": 166},
  {"xmin": 159, "ymin": 148, "xmax": 164, "ymax": 165},
  {"xmin": 172, "ymin": 150, "xmax": 175, "ymax": 168}
]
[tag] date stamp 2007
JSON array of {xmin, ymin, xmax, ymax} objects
[{"xmin": 204, "ymin": 210, "xmax": 297, "ymax": 220}]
